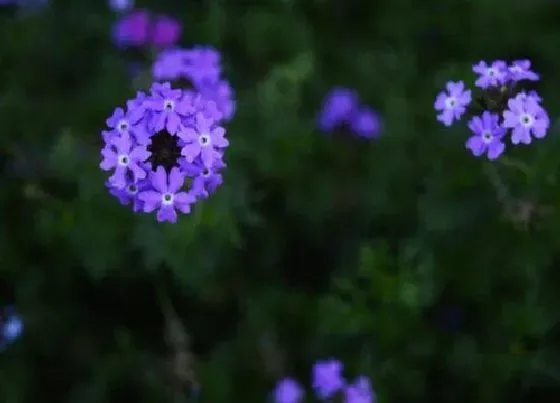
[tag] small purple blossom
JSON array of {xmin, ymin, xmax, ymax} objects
[
  {"xmin": 108, "ymin": 178, "xmax": 148, "ymax": 212},
  {"xmin": 312, "ymin": 359, "xmax": 345, "ymax": 400},
  {"xmin": 106, "ymin": 106, "xmax": 150, "ymax": 145},
  {"xmin": 434, "ymin": 80, "xmax": 471, "ymax": 126},
  {"xmin": 183, "ymin": 46, "xmax": 222, "ymax": 84},
  {"xmin": 100, "ymin": 132, "xmax": 150, "ymax": 188},
  {"xmin": 344, "ymin": 376, "xmax": 375, "ymax": 403},
  {"xmin": 503, "ymin": 93, "xmax": 549, "ymax": 144},
  {"xmin": 473, "ymin": 60, "xmax": 508, "ymax": 89},
  {"xmin": 466, "ymin": 111, "xmax": 506, "ymax": 160},
  {"xmin": 274, "ymin": 378, "xmax": 304, "ymax": 403},
  {"xmin": 145, "ymin": 86, "xmax": 192, "ymax": 134},
  {"xmin": 179, "ymin": 113, "xmax": 229, "ymax": 167},
  {"xmin": 317, "ymin": 87, "xmax": 359, "ymax": 132},
  {"xmin": 138, "ymin": 166, "xmax": 197, "ymax": 223},
  {"xmin": 349, "ymin": 106, "xmax": 381, "ymax": 138},
  {"xmin": 181, "ymin": 156, "xmax": 225, "ymax": 198},
  {"xmin": 507, "ymin": 60, "xmax": 539, "ymax": 82}
]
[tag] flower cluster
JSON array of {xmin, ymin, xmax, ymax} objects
[
  {"xmin": 100, "ymin": 82, "xmax": 229, "ymax": 223},
  {"xmin": 112, "ymin": 8, "xmax": 181, "ymax": 49},
  {"xmin": 274, "ymin": 358, "xmax": 375, "ymax": 403},
  {"xmin": 434, "ymin": 59, "xmax": 550, "ymax": 160},
  {"xmin": 317, "ymin": 87, "xmax": 381, "ymax": 139},
  {"xmin": 0, "ymin": 306, "xmax": 23, "ymax": 350},
  {"xmin": 152, "ymin": 46, "xmax": 236, "ymax": 121}
]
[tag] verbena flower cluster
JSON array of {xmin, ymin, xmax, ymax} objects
[
  {"xmin": 317, "ymin": 87, "xmax": 381, "ymax": 139},
  {"xmin": 434, "ymin": 59, "xmax": 550, "ymax": 160},
  {"xmin": 274, "ymin": 358, "xmax": 375, "ymax": 403},
  {"xmin": 112, "ymin": 8, "xmax": 181, "ymax": 49},
  {"xmin": 100, "ymin": 81, "xmax": 229, "ymax": 223},
  {"xmin": 152, "ymin": 46, "xmax": 236, "ymax": 121},
  {"xmin": 0, "ymin": 306, "xmax": 23, "ymax": 350}
]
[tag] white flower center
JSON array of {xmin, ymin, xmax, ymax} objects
[
  {"xmin": 162, "ymin": 193, "xmax": 174, "ymax": 205},
  {"xmin": 481, "ymin": 131, "xmax": 493, "ymax": 144},
  {"xmin": 487, "ymin": 68, "xmax": 497, "ymax": 77},
  {"xmin": 117, "ymin": 119, "xmax": 129, "ymax": 132},
  {"xmin": 520, "ymin": 114, "xmax": 533, "ymax": 127},
  {"xmin": 118, "ymin": 155, "xmax": 130, "ymax": 166},
  {"xmin": 199, "ymin": 134, "xmax": 211, "ymax": 147},
  {"xmin": 444, "ymin": 97, "xmax": 457, "ymax": 109},
  {"xmin": 127, "ymin": 184, "xmax": 138, "ymax": 194},
  {"xmin": 164, "ymin": 99, "xmax": 175, "ymax": 111}
]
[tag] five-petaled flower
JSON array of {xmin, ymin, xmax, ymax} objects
[
  {"xmin": 434, "ymin": 80, "xmax": 471, "ymax": 126},
  {"xmin": 502, "ymin": 93, "xmax": 549, "ymax": 144},
  {"xmin": 466, "ymin": 111, "xmax": 507, "ymax": 160}
]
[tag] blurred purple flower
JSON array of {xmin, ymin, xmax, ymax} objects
[
  {"xmin": 507, "ymin": 60, "xmax": 539, "ymax": 83},
  {"xmin": 312, "ymin": 359, "xmax": 345, "ymax": 400},
  {"xmin": 109, "ymin": 0, "xmax": 133, "ymax": 12},
  {"xmin": 344, "ymin": 376, "xmax": 375, "ymax": 403},
  {"xmin": 152, "ymin": 14, "xmax": 182, "ymax": 48},
  {"xmin": 274, "ymin": 378, "xmax": 304, "ymax": 403},
  {"xmin": 349, "ymin": 106, "xmax": 381, "ymax": 138},
  {"xmin": 317, "ymin": 87, "xmax": 359, "ymax": 131},
  {"xmin": 112, "ymin": 9, "xmax": 150, "ymax": 47}
]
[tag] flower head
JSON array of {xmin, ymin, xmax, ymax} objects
[
  {"xmin": 502, "ymin": 92, "xmax": 549, "ymax": 144},
  {"xmin": 100, "ymin": 81, "xmax": 230, "ymax": 222},
  {"xmin": 274, "ymin": 378, "xmax": 304, "ymax": 403},
  {"xmin": 151, "ymin": 14, "xmax": 181, "ymax": 48},
  {"xmin": 349, "ymin": 106, "xmax": 381, "ymax": 138},
  {"xmin": 473, "ymin": 60, "xmax": 508, "ymax": 89},
  {"xmin": 434, "ymin": 80, "xmax": 471, "ymax": 126},
  {"xmin": 112, "ymin": 9, "xmax": 150, "ymax": 47},
  {"xmin": 466, "ymin": 111, "xmax": 506, "ymax": 160},
  {"xmin": 312, "ymin": 359, "xmax": 345, "ymax": 399},
  {"xmin": 1, "ymin": 306, "xmax": 23, "ymax": 349},
  {"xmin": 344, "ymin": 376, "xmax": 375, "ymax": 403},
  {"xmin": 317, "ymin": 87, "xmax": 359, "ymax": 132}
]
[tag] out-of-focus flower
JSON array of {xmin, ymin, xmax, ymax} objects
[
  {"xmin": 112, "ymin": 9, "xmax": 150, "ymax": 47},
  {"xmin": 344, "ymin": 376, "xmax": 375, "ymax": 403},
  {"xmin": 152, "ymin": 15, "xmax": 182, "ymax": 48},
  {"xmin": 466, "ymin": 111, "xmax": 506, "ymax": 160},
  {"xmin": 100, "ymin": 82, "xmax": 229, "ymax": 222},
  {"xmin": 274, "ymin": 378, "xmax": 304, "ymax": 403},
  {"xmin": 349, "ymin": 106, "xmax": 381, "ymax": 138},
  {"xmin": 152, "ymin": 47, "xmax": 236, "ymax": 121},
  {"xmin": 1, "ymin": 307, "xmax": 23, "ymax": 348},
  {"xmin": 109, "ymin": 0, "xmax": 133, "ymax": 12},
  {"xmin": 317, "ymin": 87, "xmax": 359, "ymax": 132},
  {"xmin": 434, "ymin": 80, "xmax": 471, "ymax": 126},
  {"xmin": 473, "ymin": 60, "xmax": 508, "ymax": 89},
  {"xmin": 312, "ymin": 359, "xmax": 345, "ymax": 400},
  {"xmin": 502, "ymin": 92, "xmax": 549, "ymax": 144},
  {"xmin": 112, "ymin": 10, "xmax": 181, "ymax": 49}
]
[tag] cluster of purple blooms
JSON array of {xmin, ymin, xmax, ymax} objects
[
  {"xmin": 0, "ymin": 306, "xmax": 23, "ymax": 350},
  {"xmin": 100, "ymin": 81, "xmax": 229, "ymax": 223},
  {"xmin": 317, "ymin": 88, "xmax": 381, "ymax": 139},
  {"xmin": 152, "ymin": 46, "xmax": 236, "ymax": 121},
  {"xmin": 434, "ymin": 59, "xmax": 550, "ymax": 160},
  {"xmin": 274, "ymin": 358, "xmax": 375, "ymax": 403}
]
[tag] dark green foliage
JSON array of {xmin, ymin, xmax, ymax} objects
[{"xmin": 1, "ymin": 0, "xmax": 560, "ymax": 402}]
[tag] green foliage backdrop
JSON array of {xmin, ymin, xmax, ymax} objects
[{"xmin": 1, "ymin": 0, "xmax": 560, "ymax": 402}]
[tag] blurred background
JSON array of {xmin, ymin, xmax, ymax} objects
[{"xmin": 2, "ymin": 0, "xmax": 560, "ymax": 402}]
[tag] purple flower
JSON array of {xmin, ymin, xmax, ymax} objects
[
  {"xmin": 112, "ymin": 9, "xmax": 150, "ymax": 47},
  {"xmin": 312, "ymin": 359, "xmax": 345, "ymax": 399},
  {"xmin": 138, "ymin": 166, "xmax": 196, "ymax": 223},
  {"xmin": 344, "ymin": 376, "xmax": 375, "ymax": 403},
  {"xmin": 349, "ymin": 106, "xmax": 381, "ymax": 138},
  {"xmin": 507, "ymin": 60, "xmax": 539, "ymax": 82},
  {"xmin": 317, "ymin": 87, "xmax": 359, "ymax": 131},
  {"xmin": 183, "ymin": 46, "xmax": 222, "ymax": 84},
  {"xmin": 109, "ymin": 0, "xmax": 133, "ymax": 12},
  {"xmin": 503, "ymin": 93, "xmax": 549, "ymax": 144},
  {"xmin": 153, "ymin": 48, "xmax": 189, "ymax": 81},
  {"xmin": 473, "ymin": 60, "xmax": 508, "ymax": 89},
  {"xmin": 106, "ymin": 106, "xmax": 150, "ymax": 145},
  {"xmin": 181, "ymin": 156, "xmax": 225, "ymax": 198},
  {"xmin": 145, "ymin": 86, "xmax": 192, "ymax": 134},
  {"xmin": 151, "ymin": 14, "xmax": 181, "ymax": 48},
  {"xmin": 466, "ymin": 111, "xmax": 506, "ymax": 160},
  {"xmin": 100, "ymin": 132, "xmax": 150, "ymax": 188},
  {"xmin": 179, "ymin": 113, "xmax": 229, "ymax": 167},
  {"xmin": 108, "ymin": 178, "xmax": 148, "ymax": 212},
  {"xmin": 274, "ymin": 378, "xmax": 304, "ymax": 403},
  {"xmin": 434, "ymin": 80, "xmax": 471, "ymax": 126},
  {"xmin": 198, "ymin": 79, "xmax": 236, "ymax": 121},
  {"xmin": 1, "ymin": 307, "xmax": 23, "ymax": 349}
]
